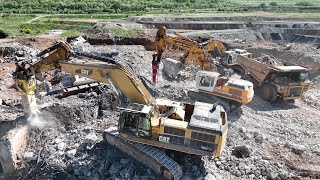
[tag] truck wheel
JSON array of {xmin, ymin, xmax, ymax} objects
[{"xmin": 262, "ymin": 84, "xmax": 277, "ymax": 102}]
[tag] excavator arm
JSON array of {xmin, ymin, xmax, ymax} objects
[
  {"xmin": 13, "ymin": 41, "xmax": 158, "ymax": 115},
  {"xmin": 28, "ymin": 42, "xmax": 73, "ymax": 74},
  {"xmin": 154, "ymin": 26, "xmax": 218, "ymax": 71},
  {"xmin": 59, "ymin": 61, "xmax": 156, "ymax": 106},
  {"xmin": 202, "ymin": 40, "xmax": 227, "ymax": 58}
]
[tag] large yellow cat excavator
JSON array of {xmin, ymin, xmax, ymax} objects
[{"xmin": 13, "ymin": 41, "xmax": 228, "ymax": 179}]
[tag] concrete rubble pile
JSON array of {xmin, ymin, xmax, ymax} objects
[{"xmin": 1, "ymin": 17, "xmax": 320, "ymax": 179}]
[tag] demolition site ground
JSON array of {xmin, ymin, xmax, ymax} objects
[{"xmin": 0, "ymin": 14, "xmax": 320, "ymax": 180}]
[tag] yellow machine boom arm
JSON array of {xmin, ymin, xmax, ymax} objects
[
  {"xmin": 154, "ymin": 26, "xmax": 227, "ymax": 71},
  {"xmin": 13, "ymin": 42, "xmax": 158, "ymax": 114}
]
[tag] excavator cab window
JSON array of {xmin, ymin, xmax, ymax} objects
[
  {"xmin": 137, "ymin": 115, "xmax": 151, "ymax": 137},
  {"xmin": 221, "ymin": 54, "xmax": 229, "ymax": 65},
  {"xmin": 199, "ymin": 75, "xmax": 214, "ymax": 87},
  {"xmin": 119, "ymin": 111, "xmax": 151, "ymax": 137},
  {"xmin": 222, "ymin": 53, "xmax": 236, "ymax": 65},
  {"xmin": 119, "ymin": 112, "xmax": 135, "ymax": 131},
  {"xmin": 299, "ymin": 72, "xmax": 308, "ymax": 82}
]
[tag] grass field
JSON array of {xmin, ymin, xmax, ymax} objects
[
  {"xmin": 0, "ymin": 15, "xmax": 35, "ymax": 37},
  {"xmin": 1, "ymin": 10, "xmax": 320, "ymax": 38},
  {"xmin": 0, "ymin": 14, "xmax": 140, "ymax": 37}
]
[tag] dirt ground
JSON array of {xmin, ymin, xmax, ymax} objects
[{"xmin": 1, "ymin": 16, "xmax": 320, "ymax": 180}]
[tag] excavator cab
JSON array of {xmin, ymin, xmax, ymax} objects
[
  {"xmin": 118, "ymin": 103, "xmax": 152, "ymax": 138},
  {"xmin": 196, "ymin": 71, "xmax": 220, "ymax": 92},
  {"xmin": 221, "ymin": 51, "xmax": 237, "ymax": 66},
  {"xmin": 221, "ymin": 49, "xmax": 252, "ymax": 66}
]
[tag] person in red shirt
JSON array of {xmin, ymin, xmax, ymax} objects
[{"xmin": 152, "ymin": 54, "xmax": 160, "ymax": 83}]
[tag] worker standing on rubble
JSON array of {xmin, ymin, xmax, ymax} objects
[{"xmin": 152, "ymin": 54, "xmax": 160, "ymax": 83}]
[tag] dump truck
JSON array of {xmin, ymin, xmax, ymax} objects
[{"xmin": 236, "ymin": 55, "xmax": 310, "ymax": 102}]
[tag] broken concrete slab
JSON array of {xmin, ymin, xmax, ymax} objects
[
  {"xmin": 0, "ymin": 125, "xmax": 29, "ymax": 175},
  {"xmin": 163, "ymin": 58, "xmax": 183, "ymax": 77}
]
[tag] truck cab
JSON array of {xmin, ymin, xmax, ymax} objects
[
  {"xmin": 221, "ymin": 49, "xmax": 252, "ymax": 66},
  {"xmin": 271, "ymin": 66, "xmax": 310, "ymax": 99}
]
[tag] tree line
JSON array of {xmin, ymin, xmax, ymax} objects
[
  {"xmin": 0, "ymin": 0, "xmax": 246, "ymax": 14},
  {"xmin": 0, "ymin": 0, "xmax": 318, "ymax": 14}
]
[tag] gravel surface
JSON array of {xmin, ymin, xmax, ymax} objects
[{"xmin": 0, "ymin": 32, "xmax": 320, "ymax": 180}]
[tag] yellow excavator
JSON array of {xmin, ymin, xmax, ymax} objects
[
  {"xmin": 154, "ymin": 26, "xmax": 225, "ymax": 72},
  {"xmin": 13, "ymin": 41, "xmax": 228, "ymax": 180},
  {"xmin": 154, "ymin": 26, "xmax": 253, "ymax": 75},
  {"xmin": 154, "ymin": 26, "xmax": 254, "ymax": 111}
]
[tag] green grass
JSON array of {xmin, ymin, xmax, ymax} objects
[
  {"xmin": 40, "ymin": 14, "xmax": 129, "ymax": 20},
  {"xmin": 107, "ymin": 28, "xmax": 138, "ymax": 36},
  {"xmin": 0, "ymin": 15, "xmax": 93, "ymax": 37},
  {"xmin": 61, "ymin": 30, "xmax": 85, "ymax": 38},
  {"xmin": 0, "ymin": 14, "xmax": 141, "ymax": 38},
  {"xmin": 20, "ymin": 21, "xmax": 91, "ymax": 35},
  {"xmin": 0, "ymin": 12, "xmax": 144, "ymax": 38},
  {"xmin": 152, "ymin": 12, "xmax": 320, "ymax": 19},
  {"xmin": 0, "ymin": 14, "xmax": 35, "ymax": 36}
]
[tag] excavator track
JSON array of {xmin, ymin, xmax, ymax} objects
[{"xmin": 103, "ymin": 127, "xmax": 183, "ymax": 180}]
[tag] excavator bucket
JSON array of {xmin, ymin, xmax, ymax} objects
[
  {"xmin": 162, "ymin": 58, "xmax": 183, "ymax": 77},
  {"xmin": 15, "ymin": 77, "xmax": 38, "ymax": 116}
]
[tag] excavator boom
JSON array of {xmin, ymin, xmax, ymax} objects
[
  {"xmin": 59, "ymin": 61, "xmax": 156, "ymax": 106},
  {"xmin": 155, "ymin": 26, "xmax": 218, "ymax": 71}
]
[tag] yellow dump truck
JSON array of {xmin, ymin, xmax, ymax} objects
[{"xmin": 236, "ymin": 55, "xmax": 310, "ymax": 102}]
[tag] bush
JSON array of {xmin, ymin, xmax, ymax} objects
[
  {"xmin": 0, "ymin": 29, "xmax": 8, "ymax": 38},
  {"xmin": 269, "ymin": 2, "xmax": 278, "ymax": 7},
  {"xmin": 296, "ymin": 2, "xmax": 312, "ymax": 6},
  {"xmin": 259, "ymin": 3, "xmax": 267, "ymax": 8},
  {"xmin": 24, "ymin": 28, "xmax": 32, "ymax": 34}
]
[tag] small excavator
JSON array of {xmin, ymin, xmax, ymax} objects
[
  {"xmin": 13, "ymin": 41, "xmax": 228, "ymax": 179},
  {"xmin": 153, "ymin": 26, "xmax": 254, "ymax": 111}
]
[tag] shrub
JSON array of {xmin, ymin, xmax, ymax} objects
[
  {"xmin": 296, "ymin": 2, "xmax": 312, "ymax": 6},
  {"xmin": 24, "ymin": 29, "xmax": 32, "ymax": 34},
  {"xmin": 259, "ymin": 3, "xmax": 267, "ymax": 8},
  {"xmin": 0, "ymin": 29, "xmax": 8, "ymax": 38},
  {"xmin": 269, "ymin": 2, "xmax": 278, "ymax": 7}
]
